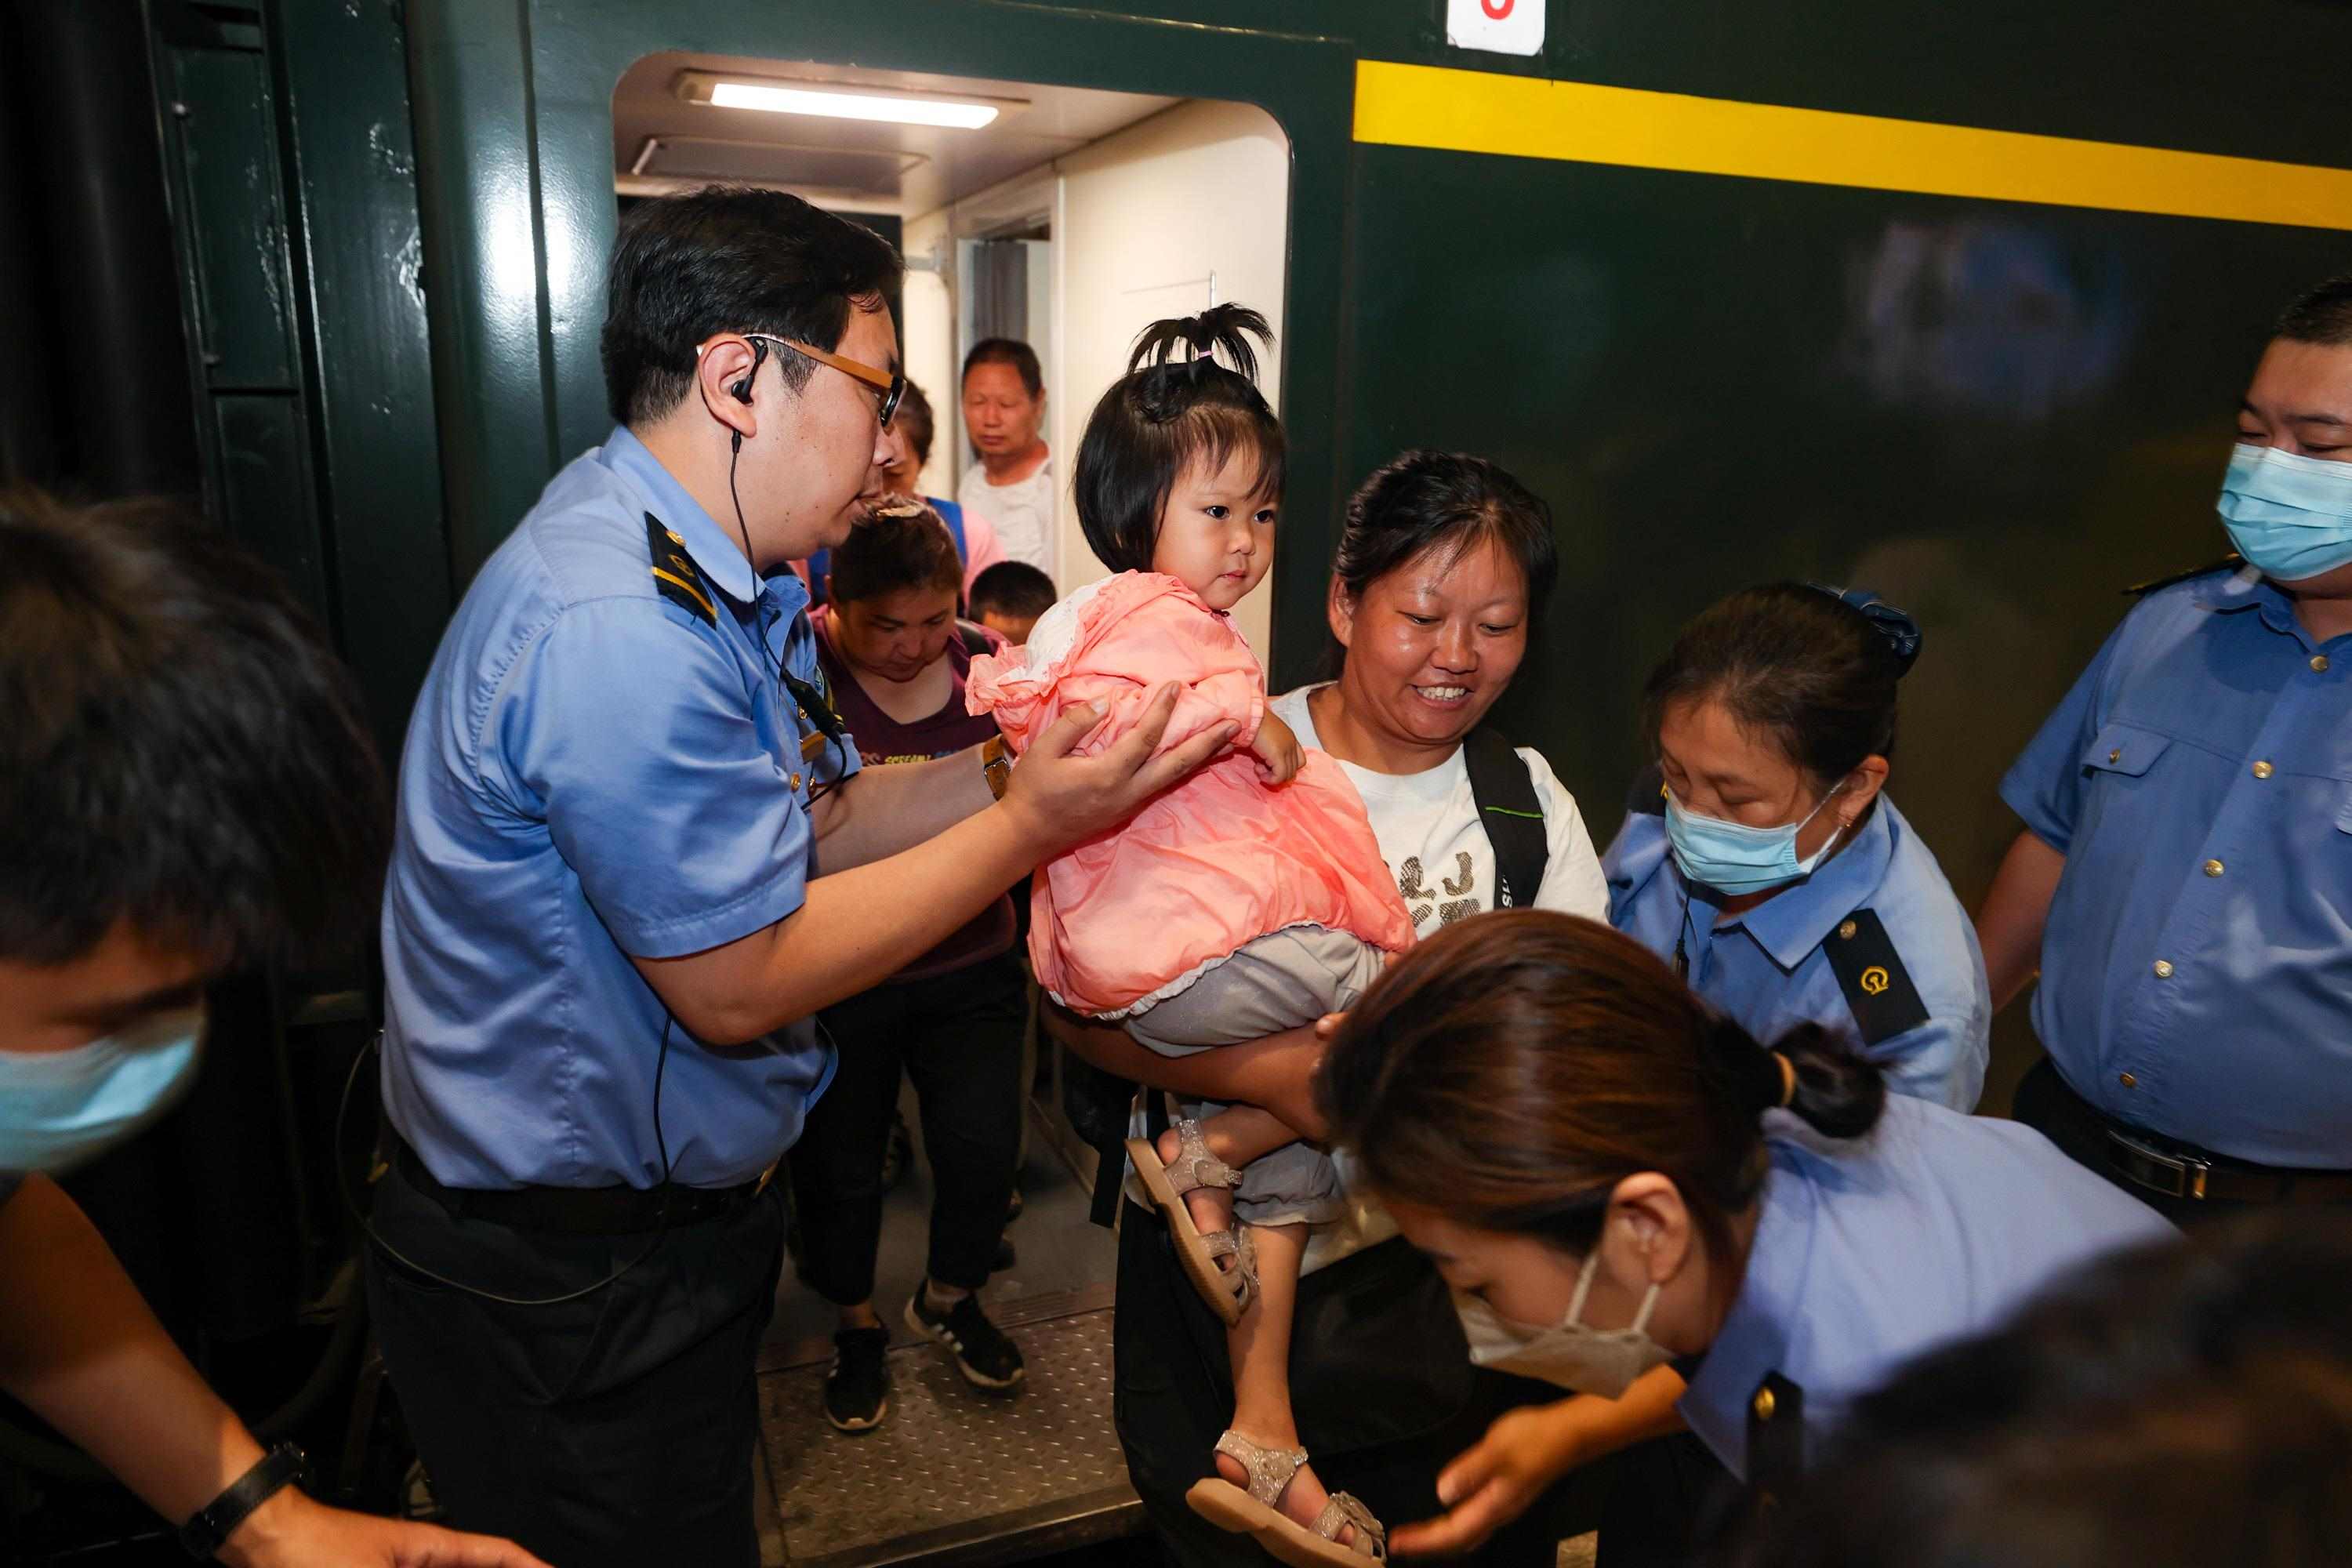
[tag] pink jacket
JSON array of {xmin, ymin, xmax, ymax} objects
[{"xmin": 967, "ymin": 572, "xmax": 1414, "ymax": 1017}]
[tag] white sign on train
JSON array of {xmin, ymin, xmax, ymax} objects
[{"xmin": 1446, "ymin": 0, "xmax": 1544, "ymax": 56}]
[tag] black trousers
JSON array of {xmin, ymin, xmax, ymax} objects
[
  {"xmin": 363, "ymin": 1160, "xmax": 786, "ymax": 1568},
  {"xmin": 1112, "ymin": 1199, "xmax": 1611, "ymax": 1566},
  {"xmin": 789, "ymin": 950, "xmax": 1026, "ymax": 1303}
]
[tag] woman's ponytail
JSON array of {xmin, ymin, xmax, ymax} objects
[{"xmin": 1769, "ymin": 1021, "xmax": 1888, "ymax": 1139}]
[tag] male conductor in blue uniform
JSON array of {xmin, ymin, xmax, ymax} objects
[
  {"xmin": 1979, "ymin": 274, "xmax": 2352, "ymax": 1221},
  {"xmin": 367, "ymin": 188, "xmax": 1226, "ymax": 1568}
]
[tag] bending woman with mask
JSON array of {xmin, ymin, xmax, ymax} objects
[
  {"xmin": 1317, "ymin": 912, "xmax": 2172, "ymax": 1566},
  {"xmin": 1606, "ymin": 584, "xmax": 1988, "ymax": 1112}
]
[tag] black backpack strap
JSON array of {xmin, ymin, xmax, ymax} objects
[{"xmin": 1461, "ymin": 729, "xmax": 1549, "ymax": 911}]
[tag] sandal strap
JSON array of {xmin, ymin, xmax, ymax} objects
[
  {"xmin": 1311, "ymin": 1492, "xmax": 1388, "ymax": 1558},
  {"xmin": 1167, "ymin": 1118, "xmax": 1240, "ymax": 1195},
  {"xmin": 1229, "ymin": 1227, "xmax": 1260, "ymax": 1315},
  {"xmin": 1213, "ymin": 1430, "xmax": 1309, "ymax": 1509}
]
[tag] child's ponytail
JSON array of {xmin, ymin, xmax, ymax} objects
[{"xmin": 1126, "ymin": 303, "xmax": 1272, "ymax": 389}]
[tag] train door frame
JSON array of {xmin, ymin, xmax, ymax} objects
[{"xmin": 403, "ymin": 0, "xmax": 1356, "ymax": 678}]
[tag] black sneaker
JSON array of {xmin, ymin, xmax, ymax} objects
[
  {"xmin": 823, "ymin": 1325, "xmax": 891, "ymax": 1433},
  {"xmin": 904, "ymin": 1290, "xmax": 1026, "ymax": 1391}
]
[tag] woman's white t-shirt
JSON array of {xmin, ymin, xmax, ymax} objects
[
  {"xmin": 956, "ymin": 461, "xmax": 1053, "ymax": 573},
  {"xmin": 1271, "ymin": 683, "xmax": 1610, "ymax": 1272}
]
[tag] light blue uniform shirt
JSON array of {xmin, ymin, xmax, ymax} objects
[
  {"xmin": 1606, "ymin": 797, "xmax": 1991, "ymax": 1111},
  {"xmin": 1679, "ymin": 1094, "xmax": 2174, "ymax": 1481},
  {"xmin": 2001, "ymin": 567, "xmax": 2352, "ymax": 1167},
  {"xmin": 380, "ymin": 426, "xmax": 858, "ymax": 1191}
]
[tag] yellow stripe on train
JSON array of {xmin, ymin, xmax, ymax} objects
[{"xmin": 1353, "ymin": 59, "xmax": 2352, "ymax": 232}]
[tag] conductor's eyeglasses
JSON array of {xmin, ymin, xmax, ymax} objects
[{"xmin": 741, "ymin": 332, "xmax": 904, "ymax": 430}]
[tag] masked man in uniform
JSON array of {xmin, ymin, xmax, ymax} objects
[{"xmin": 1980, "ymin": 274, "xmax": 2352, "ymax": 1221}]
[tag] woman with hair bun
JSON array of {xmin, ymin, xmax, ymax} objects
[
  {"xmin": 1318, "ymin": 913, "xmax": 2171, "ymax": 1564},
  {"xmin": 1607, "ymin": 583, "xmax": 1989, "ymax": 1113}
]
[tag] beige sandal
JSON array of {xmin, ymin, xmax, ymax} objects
[
  {"xmin": 1186, "ymin": 1430, "xmax": 1387, "ymax": 1565},
  {"xmin": 1127, "ymin": 1113, "xmax": 1258, "ymax": 1327}
]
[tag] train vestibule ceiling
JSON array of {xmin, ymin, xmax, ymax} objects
[{"xmin": 610, "ymin": 51, "xmax": 1178, "ymax": 217}]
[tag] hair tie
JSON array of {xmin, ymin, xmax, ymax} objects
[
  {"xmin": 1806, "ymin": 583, "xmax": 1923, "ymax": 675},
  {"xmin": 1773, "ymin": 1051, "xmax": 1797, "ymax": 1109}
]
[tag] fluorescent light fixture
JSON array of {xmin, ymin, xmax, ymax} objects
[{"xmin": 686, "ymin": 74, "xmax": 1011, "ymax": 130}]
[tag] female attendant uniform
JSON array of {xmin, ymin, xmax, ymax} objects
[
  {"xmin": 1606, "ymin": 1097, "xmax": 2173, "ymax": 1566},
  {"xmin": 1606, "ymin": 789, "xmax": 1991, "ymax": 1111}
]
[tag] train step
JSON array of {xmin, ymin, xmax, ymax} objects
[{"xmin": 757, "ymin": 1291, "xmax": 1142, "ymax": 1566}]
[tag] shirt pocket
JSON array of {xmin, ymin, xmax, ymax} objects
[{"xmin": 2080, "ymin": 720, "xmax": 2173, "ymax": 780}]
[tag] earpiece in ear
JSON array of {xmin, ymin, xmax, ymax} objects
[{"xmin": 730, "ymin": 338, "xmax": 769, "ymax": 405}]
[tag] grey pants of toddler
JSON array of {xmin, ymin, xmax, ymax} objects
[{"xmin": 1123, "ymin": 926, "xmax": 1386, "ymax": 1229}]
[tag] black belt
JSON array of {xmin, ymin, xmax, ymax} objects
[
  {"xmin": 2042, "ymin": 1070, "xmax": 2352, "ymax": 1205},
  {"xmin": 391, "ymin": 1137, "xmax": 772, "ymax": 1235}
]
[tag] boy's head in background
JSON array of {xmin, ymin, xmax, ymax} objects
[{"xmin": 967, "ymin": 561, "xmax": 1056, "ymax": 646}]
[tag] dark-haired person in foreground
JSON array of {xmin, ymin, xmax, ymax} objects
[
  {"xmin": 0, "ymin": 489, "xmax": 545, "ymax": 1567},
  {"xmin": 1316, "ymin": 913, "xmax": 2170, "ymax": 1566},
  {"xmin": 1978, "ymin": 273, "xmax": 2352, "ymax": 1222},
  {"xmin": 371, "ymin": 187, "xmax": 1225, "ymax": 1568},
  {"xmin": 1739, "ymin": 1216, "xmax": 2352, "ymax": 1568}
]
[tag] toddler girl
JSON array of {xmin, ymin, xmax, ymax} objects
[{"xmin": 968, "ymin": 307, "xmax": 1407, "ymax": 1564}]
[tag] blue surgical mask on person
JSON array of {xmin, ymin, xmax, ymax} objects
[
  {"xmin": 2218, "ymin": 444, "xmax": 2352, "ymax": 583},
  {"xmin": 1664, "ymin": 789, "xmax": 1842, "ymax": 896},
  {"xmin": 0, "ymin": 1006, "xmax": 205, "ymax": 1175}
]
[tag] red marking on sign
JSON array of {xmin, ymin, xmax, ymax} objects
[{"xmin": 1483, "ymin": 0, "xmax": 1514, "ymax": 15}]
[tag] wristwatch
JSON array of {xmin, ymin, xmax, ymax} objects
[
  {"xmin": 179, "ymin": 1443, "xmax": 307, "ymax": 1559},
  {"xmin": 981, "ymin": 734, "xmax": 1013, "ymax": 800}
]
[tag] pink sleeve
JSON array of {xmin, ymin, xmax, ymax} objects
[
  {"xmin": 959, "ymin": 510, "xmax": 1008, "ymax": 601},
  {"xmin": 966, "ymin": 575, "xmax": 1263, "ymax": 757}
]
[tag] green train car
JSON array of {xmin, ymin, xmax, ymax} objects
[{"xmin": 4, "ymin": 1, "xmax": 2349, "ymax": 1561}]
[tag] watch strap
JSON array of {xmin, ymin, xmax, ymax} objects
[{"xmin": 179, "ymin": 1443, "xmax": 307, "ymax": 1559}]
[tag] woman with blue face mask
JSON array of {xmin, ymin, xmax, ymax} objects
[
  {"xmin": 1316, "ymin": 913, "xmax": 2172, "ymax": 1566},
  {"xmin": 1603, "ymin": 583, "xmax": 1991, "ymax": 1114}
]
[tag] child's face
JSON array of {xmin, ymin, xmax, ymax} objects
[
  {"xmin": 979, "ymin": 610, "xmax": 1037, "ymax": 646},
  {"xmin": 1149, "ymin": 449, "xmax": 1276, "ymax": 612}
]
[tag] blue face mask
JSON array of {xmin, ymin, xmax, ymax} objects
[
  {"xmin": 1664, "ymin": 789, "xmax": 1842, "ymax": 896},
  {"xmin": 2218, "ymin": 445, "xmax": 2352, "ymax": 583},
  {"xmin": 0, "ymin": 1007, "xmax": 205, "ymax": 1176}
]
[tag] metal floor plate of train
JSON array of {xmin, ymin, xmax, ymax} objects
[{"xmin": 757, "ymin": 1295, "xmax": 1138, "ymax": 1566}]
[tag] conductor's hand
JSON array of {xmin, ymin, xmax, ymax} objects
[
  {"xmin": 222, "ymin": 1491, "xmax": 554, "ymax": 1568},
  {"xmin": 999, "ymin": 684, "xmax": 1233, "ymax": 856},
  {"xmin": 1388, "ymin": 1401, "xmax": 1583, "ymax": 1558}
]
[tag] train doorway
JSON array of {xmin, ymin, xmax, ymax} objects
[{"xmin": 610, "ymin": 53, "xmax": 1291, "ymax": 657}]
